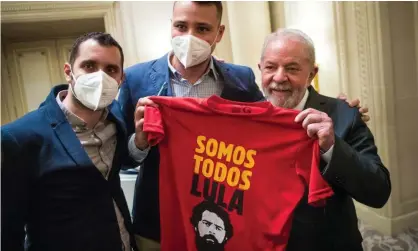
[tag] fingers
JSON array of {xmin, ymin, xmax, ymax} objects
[
  {"xmin": 306, "ymin": 123, "xmax": 321, "ymax": 138},
  {"xmin": 361, "ymin": 114, "xmax": 370, "ymax": 123},
  {"xmin": 337, "ymin": 93, "xmax": 348, "ymax": 100},
  {"xmin": 301, "ymin": 113, "xmax": 323, "ymax": 129},
  {"xmin": 295, "ymin": 108, "xmax": 321, "ymax": 123},
  {"xmin": 135, "ymin": 117, "xmax": 144, "ymax": 129},
  {"xmin": 337, "ymin": 93, "xmax": 363, "ymax": 108},
  {"xmin": 306, "ymin": 121, "xmax": 335, "ymax": 151},
  {"xmin": 135, "ymin": 96, "xmax": 158, "ymax": 122},
  {"xmin": 136, "ymin": 97, "xmax": 158, "ymax": 108},
  {"xmin": 305, "ymin": 117, "xmax": 332, "ymax": 137},
  {"xmin": 359, "ymin": 107, "xmax": 369, "ymax": 114},
  {"xmin": 133, "ymin": 118, "xmax": 149, "ymax": 150},
  {"xmin": 134, "ymin": 105, "xmax": 145, "ymax": 121},
  {"xmin": 348, "ymin": 98, "xmax": 360, "ymax": 108}
]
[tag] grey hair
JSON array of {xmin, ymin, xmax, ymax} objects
[{"xmin": 260, "ymin": 28, "xmax": 316, "ymax": 66}]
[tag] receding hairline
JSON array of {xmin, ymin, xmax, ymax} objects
[{"xmin": 260, "ymin": 28, "xmax": 316, "ymax": 66}]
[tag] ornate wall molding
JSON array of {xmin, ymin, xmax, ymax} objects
[
  {"xmin": 1, "ymin": 2, "xmax": 115, "ymax": 23},
  {"xmin": 353, "ymin": 2, "xmax": 372, "ymax": 112},
  {"xmin": 1, "ymin": 1, "xmax": 121, "ymax": 59},
  {"xmin": 332, "ymin": 2, "xmax": 349, "ymax": 95}
]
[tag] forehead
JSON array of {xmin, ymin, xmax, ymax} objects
[
  {"xmin": 173, "ymin": 2, "xmax": 218, "ymax": 25},
  {"xmin": 75, "ymin": 39, "xmax": 121, "ymax": 67},
  {"xmin": 263, "ymin": 38, "xmax": 310, "ymax": 65},
  {"xmin": 202, "ymin": 210, "xmax": 225, "ymax": 228}
]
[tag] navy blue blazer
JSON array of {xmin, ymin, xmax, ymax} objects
[
  {"xmin": 118, "ymin": 54, "xmax": 264, "ymax": 241},
  {"xmin": 1, "ymin": 85, "xmax": 137, "ymax": 251}
]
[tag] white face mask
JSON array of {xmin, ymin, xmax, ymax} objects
[
  {"xmin": 171, "ymin": 34, "xmax": 217, "ymax": 68},
  {"xmin": 70, "ymin": 70, "xmax": 119, "ymax": 111}
]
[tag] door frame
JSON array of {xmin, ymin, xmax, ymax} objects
[
  {"xmin": 1, "ymin": 1, "xmax": 121, "ymax": 42},
  {"xmin": 5, "ymin": 40, "xmax": 64, "ymax": 116}
]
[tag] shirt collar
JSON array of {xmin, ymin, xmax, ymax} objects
[
  {"xmin": 56, "ymin": 90, "xmax": 108, "ymax": 129},
  {"xmin": 293, "ymin": 89, "xmax": 310, "ymax": 111},
  {"xmin": 167, "ymin": 51, "xmax": 219, "ymax": 81}
]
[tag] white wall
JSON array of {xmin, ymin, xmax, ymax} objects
[
  {"xmin": 278, "ymin": 1, "xmax": 341, "ymax": 97},
  {"xmin": 117, "ymin": 1, "xmax": 173, "ymax": 67}
]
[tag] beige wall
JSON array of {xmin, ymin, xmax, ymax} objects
[
  {"xmin": 382, "ymin": 1, "xmax": 418, "ymax": 232},
  {"xmin": 115, "ymin": 1, "xmax": 173, "ymax": 67},
  {"xmin": 271, "ymin": 2, "xmax": 342, "ymax": 97}
]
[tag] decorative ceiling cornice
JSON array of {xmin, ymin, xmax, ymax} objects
[{"xmin": 1, "ymin": 1, "xmax": 113, "ymax": 12}]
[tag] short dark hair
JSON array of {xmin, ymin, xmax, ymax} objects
[
  {"xmin": 174, "ymin": 1, "xmax": 223, "ymax": 23},
  {"xmin": 190, "ymin": 200, "xmax": 233, "ymax": 240},
  {"xmin": 69, "ymin": 32, "xmax": 124, "ymax": 68}
]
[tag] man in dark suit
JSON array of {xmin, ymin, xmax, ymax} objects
[
  {"xmin": 258, "ymin": 28, "xmax": 391, "ymax": 251},
  {"xmin": 1, "ymin": 32, "xmax": 137, "ymax": 251}
]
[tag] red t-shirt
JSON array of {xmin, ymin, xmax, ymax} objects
[{"xmin": 143, "ymin": 95, "xmax": 334, "ymax": 251}]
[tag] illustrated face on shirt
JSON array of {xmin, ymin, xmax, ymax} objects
[{"xmin": 198, "ymin": 210, "xmax": 226, "ymax": 244}]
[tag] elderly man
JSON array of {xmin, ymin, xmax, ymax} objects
[
  {"xmin": 1, "ymin": 32, "xmax": 137, "ymax": 251},
  {"xmin": 258, "ymin": 28, "xmax": 391, "ymax": 251}
]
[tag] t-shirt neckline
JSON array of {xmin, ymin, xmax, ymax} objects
[{"xmin": 203, "ymin": 95, "xmax": 274, "ymax": 116}]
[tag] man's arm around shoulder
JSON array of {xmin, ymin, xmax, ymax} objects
[{"xmin": 321, "ymin": 107, "xmax": 391, "ymax": 208}]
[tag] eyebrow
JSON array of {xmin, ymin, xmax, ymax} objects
[
  {"xmin": 196, "ymin": 22, "xmax": 212, "ymax": 27},
  {"xmin": 80, "ymin": 59, "xmax": 121, "ymax": 71},
  {"xmin": 202, "ymin": 220, "xmax": 224, "ymax": 230},
  {"xmin": 173, "ymin": 20, "xmax": 213, "ymax": 28},
  {"xmin": 284, "ymin": 62, "xmax": 301, "ymax": 67}
]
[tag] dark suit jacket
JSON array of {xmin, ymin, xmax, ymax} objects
[
  {"xmin": 286, "ymin": 86, "xmax": 391, "ymax": 251},
  {"xmin": 1, "ymin": 85, "xmax": 137, "ymax": 251},
  {"xmin": 118, "ymin": 54, "xmax": 264, "ymax": 241}
]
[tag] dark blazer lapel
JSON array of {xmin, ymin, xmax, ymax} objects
[
  {"xmin": 44, "ymin": 86, "xmax": 92, "ymax": 167},
  {"xmin": 149, "ymin": 53, "xmax": 172, "ymax": 96},
  {"xmin": 106, "ymin": 102, "xmax": 127, "ymax": 179},
  {"xmin": 304, "ymin": 86, "xmax": 330, "ymax": 114}
]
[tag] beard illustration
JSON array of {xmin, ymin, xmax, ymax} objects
[{"xmin": 195, "ymin": 234, "xmax": 226, "ymax": 251}]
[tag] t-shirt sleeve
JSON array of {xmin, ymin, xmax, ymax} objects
[
  {"xmin": 296, "ymin": 141, "xmax": 334, "ymax": 207},
  {"xmin": 143, "ymin": 105, "xmax": 164, "ymax": 146}
]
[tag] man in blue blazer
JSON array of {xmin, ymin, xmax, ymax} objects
[
  {"xmin": 1, "ymin": 32, "xmax": 137, "ymax": 251},
  {"xmin": 118, "ymin": 2, "xmax": 265, "ymax": 250}
]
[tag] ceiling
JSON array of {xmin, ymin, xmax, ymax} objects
[{"xmin": 1, "ymin": 18, "xmax": 105, "ymax": 42}]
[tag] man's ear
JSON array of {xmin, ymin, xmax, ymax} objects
[
  {"xmin": 258, "ymin": 63, "xmax": 261, "ymax": 71},
  {"xmin": 308, "ymin": 65, "xmax": 319, "ymax": 85},
  {"xmin": 216, "ymin": 25, "xmax": 226, "ymax": 43},
  {"xmin": 63, "ymin": 63, "xmax": 72, "ymax": 83}
]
